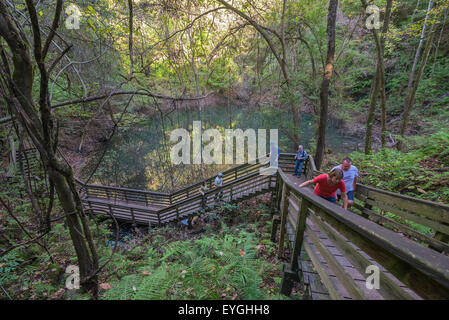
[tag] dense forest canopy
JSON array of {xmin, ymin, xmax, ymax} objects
[{"xmin": 0, "ymin": 0, "xmax": 448, "ymax": 300}]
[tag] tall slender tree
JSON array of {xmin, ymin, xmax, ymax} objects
[
  {"xmin": 363, "ymin": 0, "xmax": 393, "ymax": 154},
  {"xmin": 0, "ymin": 0, "xmax": 99, "ymax": 297},
  {"xmin": 398, "ymin": 0, "xmax": 435, "ymax": 150},
  {"xmin": 314, "ymin": 0, "xmax": 338, "ymax": 170}
]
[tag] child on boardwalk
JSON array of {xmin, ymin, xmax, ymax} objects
[
  {"xmin": 214, "ymin": 173, "xmax": 224, "ymax": 203},
  {"xmin": 198, "ymin": 182, "xmax": 208, "ymax": 209}
]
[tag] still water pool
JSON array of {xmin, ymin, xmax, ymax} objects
[{"xmin": 86, "ymin": 104, "xmax": 362, "ymax": 191}]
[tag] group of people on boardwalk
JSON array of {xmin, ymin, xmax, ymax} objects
[
  {"xmin": 184, "ymin": 144, "xmax": 358, "ymax": 230},
  {"xmin": 296, "ymin": 145, "xmax": 358, "ymax": 211}
]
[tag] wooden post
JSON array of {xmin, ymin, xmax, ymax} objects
[
  {"xmin": 277, "ymin": 184, "xmax": 290, "ymax": 258},
  {"xmin": 291, "ymin": 198, "xmax": 309, "ymax": 271},
  {"xmin": 270, "ymin": 215, "xmax": 281, "ymax": 242},
  {"xmin": 271, "ymin": 172, "xmax": 280, "ymax": 214},
  {"xmin": 108, "ymin": 204, "xmax": 113, "ymax": 219},
  {"xmin": 280, "ymin": 263, "xmax": 300, "ymax": 296},
  {"xmin": 130, "ymin": 207, "xmax": 136, "ymax": 227},
  {"xmin": 362, "ymin": 199, "xmax": 373, "ymax": 219},
  {"xmin": 276, "ymin": 178, "xmax": 283, "ymax": 210},
  {"xmin": 88, "ymin": 201, "xmax": 94, "ymax": 219}
]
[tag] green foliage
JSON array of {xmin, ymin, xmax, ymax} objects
[
  {"xmin": 102, "ymin": 222, "xmax": 283, "ymax": 300},
  {"xmin": 0, "ymin": 249, "xmax": 23, "ymax": 287},
  {"xmin": 343, "ymin": 128, "xmax": 449, "ymax": 203}
]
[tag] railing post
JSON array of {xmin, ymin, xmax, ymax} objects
[
  {"xmin": 271, "ymin": 172, "xmax": 280, "ymax": 214},
  {"xmin": 130, "ymin": 207, "xmax": 136, "ymax": 227},
  {"xmin": 270, "ymin": 176, "xmax": 281, "ymax": 241},
  {"xmin": 176, "ymin": 205, "xmax": 180, "ymax": 220},
  {"xmin": 291, "ymin": 198, "xmax": 309, "ymax": 271},
  {"xmin": 277, "ymin": 183, "xmax": 290, "ymax": 258},
  {"xmin": 87, "ymin": 201, "xmax": 94, "ymax": 219},
  {"xmin": 169, "ymin": 194, "xmax": 172, "ymax": 205},
  {"xmin": 108, "ymin": 204, "xmax": 113, "ymax": 219},
  {"xmin": 276, "ymin": 178, "xmax": 283, "ymax": 209}
]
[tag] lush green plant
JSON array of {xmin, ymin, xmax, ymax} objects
[{"xmin": 101, "ymin": 220, "xmax": 287, "ymax": 300}]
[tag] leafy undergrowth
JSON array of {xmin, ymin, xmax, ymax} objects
[
  {"xmin": 1, "ymin": 188, "xmax": 298, "ymax": 300},
  {"xmin": 92, "ymin": 196, "xmax": 297, "ymax": 300}
]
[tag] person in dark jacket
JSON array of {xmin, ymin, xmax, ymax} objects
[{"xmin": 294, "ymin": 145, "xmax": 308, "ymax": 177}]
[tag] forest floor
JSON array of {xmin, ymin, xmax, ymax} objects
[{"xmin": 1, "ymin": 193, "xmax": 301, "ymax": 300}]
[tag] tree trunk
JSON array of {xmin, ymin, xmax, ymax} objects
[
  {"xmin": 398, "ymin": 0, "xmax": 435, "ymax": 150},
  {"xmin": 0, "ymin": 0, "xmax": 99, "ymax": 297},
  {"xmin": 379, "ymin": 0, "xmax": 393, "ymax": 149},
  {"xmin": 50, "ymin": 169, "xmax": 98, "ymax": 296},
  {"xmin": 364, "ymin": 66, "xmax": 381, "ymax": 154},
  {"xmin": 363, "ymin": 0, "xmax": 392, "ymax": 154},
  {"xmin": 398, "ymin": 28, "xmax": 435, "ymax": 149},
  {"xmin": 315, "ymin": 0, "xmax": 338, "ymax": 170}
]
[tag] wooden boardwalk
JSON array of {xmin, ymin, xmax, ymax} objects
[
  {"xmin": 284, "ymin": 203, "xmax": 421, "ymax": 300},
  {"xmin": 274, "ymin": 155, "xmax": 449, "ymax": 300},
  {"xmin": 7, "ymin": 148, "xmax": 449, "ymax": 299},
  {"xmin": 79, "ymin": 160, "xmax": 276, "ymax": 226}
]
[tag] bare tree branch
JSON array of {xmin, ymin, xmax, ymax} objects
[{"xmin": 51, "ymin": 89, "xmax": 215, "ymax": 108}]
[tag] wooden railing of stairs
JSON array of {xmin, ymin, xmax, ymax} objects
[
  {"xmin": 272, "ymin": 153, "xmax": 449, "ymax": 300},
  {"xmin": 76, "ymin": 154, "xmax": 279, "ymax": 226}
]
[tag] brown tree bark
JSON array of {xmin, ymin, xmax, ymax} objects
[
  {"xmin": 314, "ymin": 0, "xmax": 338, "ymax": 170},
  {"xmin": 362, "ymin": 0, "xmax": 392, "ymax": 154},
  {"xmin": 398, "ymin": 27, "xmax": 435, "ymax": 150},
  {"xmin": 398, "ymin": 0, "xmax": 435, "ymax": 150},
  {"xmin": 0, "ymin": 0, "xmax": 99, "ymax": 297}
]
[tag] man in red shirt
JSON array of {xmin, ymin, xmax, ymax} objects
[{"xmin": 299, "ymin": 168, "xmax": 348, "ymax": 210}]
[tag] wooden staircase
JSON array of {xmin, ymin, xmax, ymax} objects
[{"xmin": 78, "ymin": 156, "xmax": 279, "ymax": 226}]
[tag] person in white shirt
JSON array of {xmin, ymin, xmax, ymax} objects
[
  {"xmin": 214, "ymin": 173, "xmax": 224, "ymax": 202},
  {"xmin": 332, "ymin": 157, "xmax": 358, "ymax": 208}
]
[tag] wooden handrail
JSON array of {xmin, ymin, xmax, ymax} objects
[
  {"xmin": 79, "ymin": 153, "xmax": 275, "ymax": 207},
  {"xmin": 276, "ymin": 156, "xmax": 449, "ymax": 299},
  {"xmin": 158, "ymin": 169, "xmax": 273, "ymax": 214}
]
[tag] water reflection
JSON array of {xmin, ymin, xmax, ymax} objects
[{"xmin": 85, "ymin": 105, "xmax": 362, "ymax": 191}]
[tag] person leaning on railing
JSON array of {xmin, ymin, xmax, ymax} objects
[
  {"xmin": 299, "ymin": 168, "xmax": 348, "ymax": 210},
  {"xmin": 332, "ymin": 156, "xmax": 358, "ymax": 209}
]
